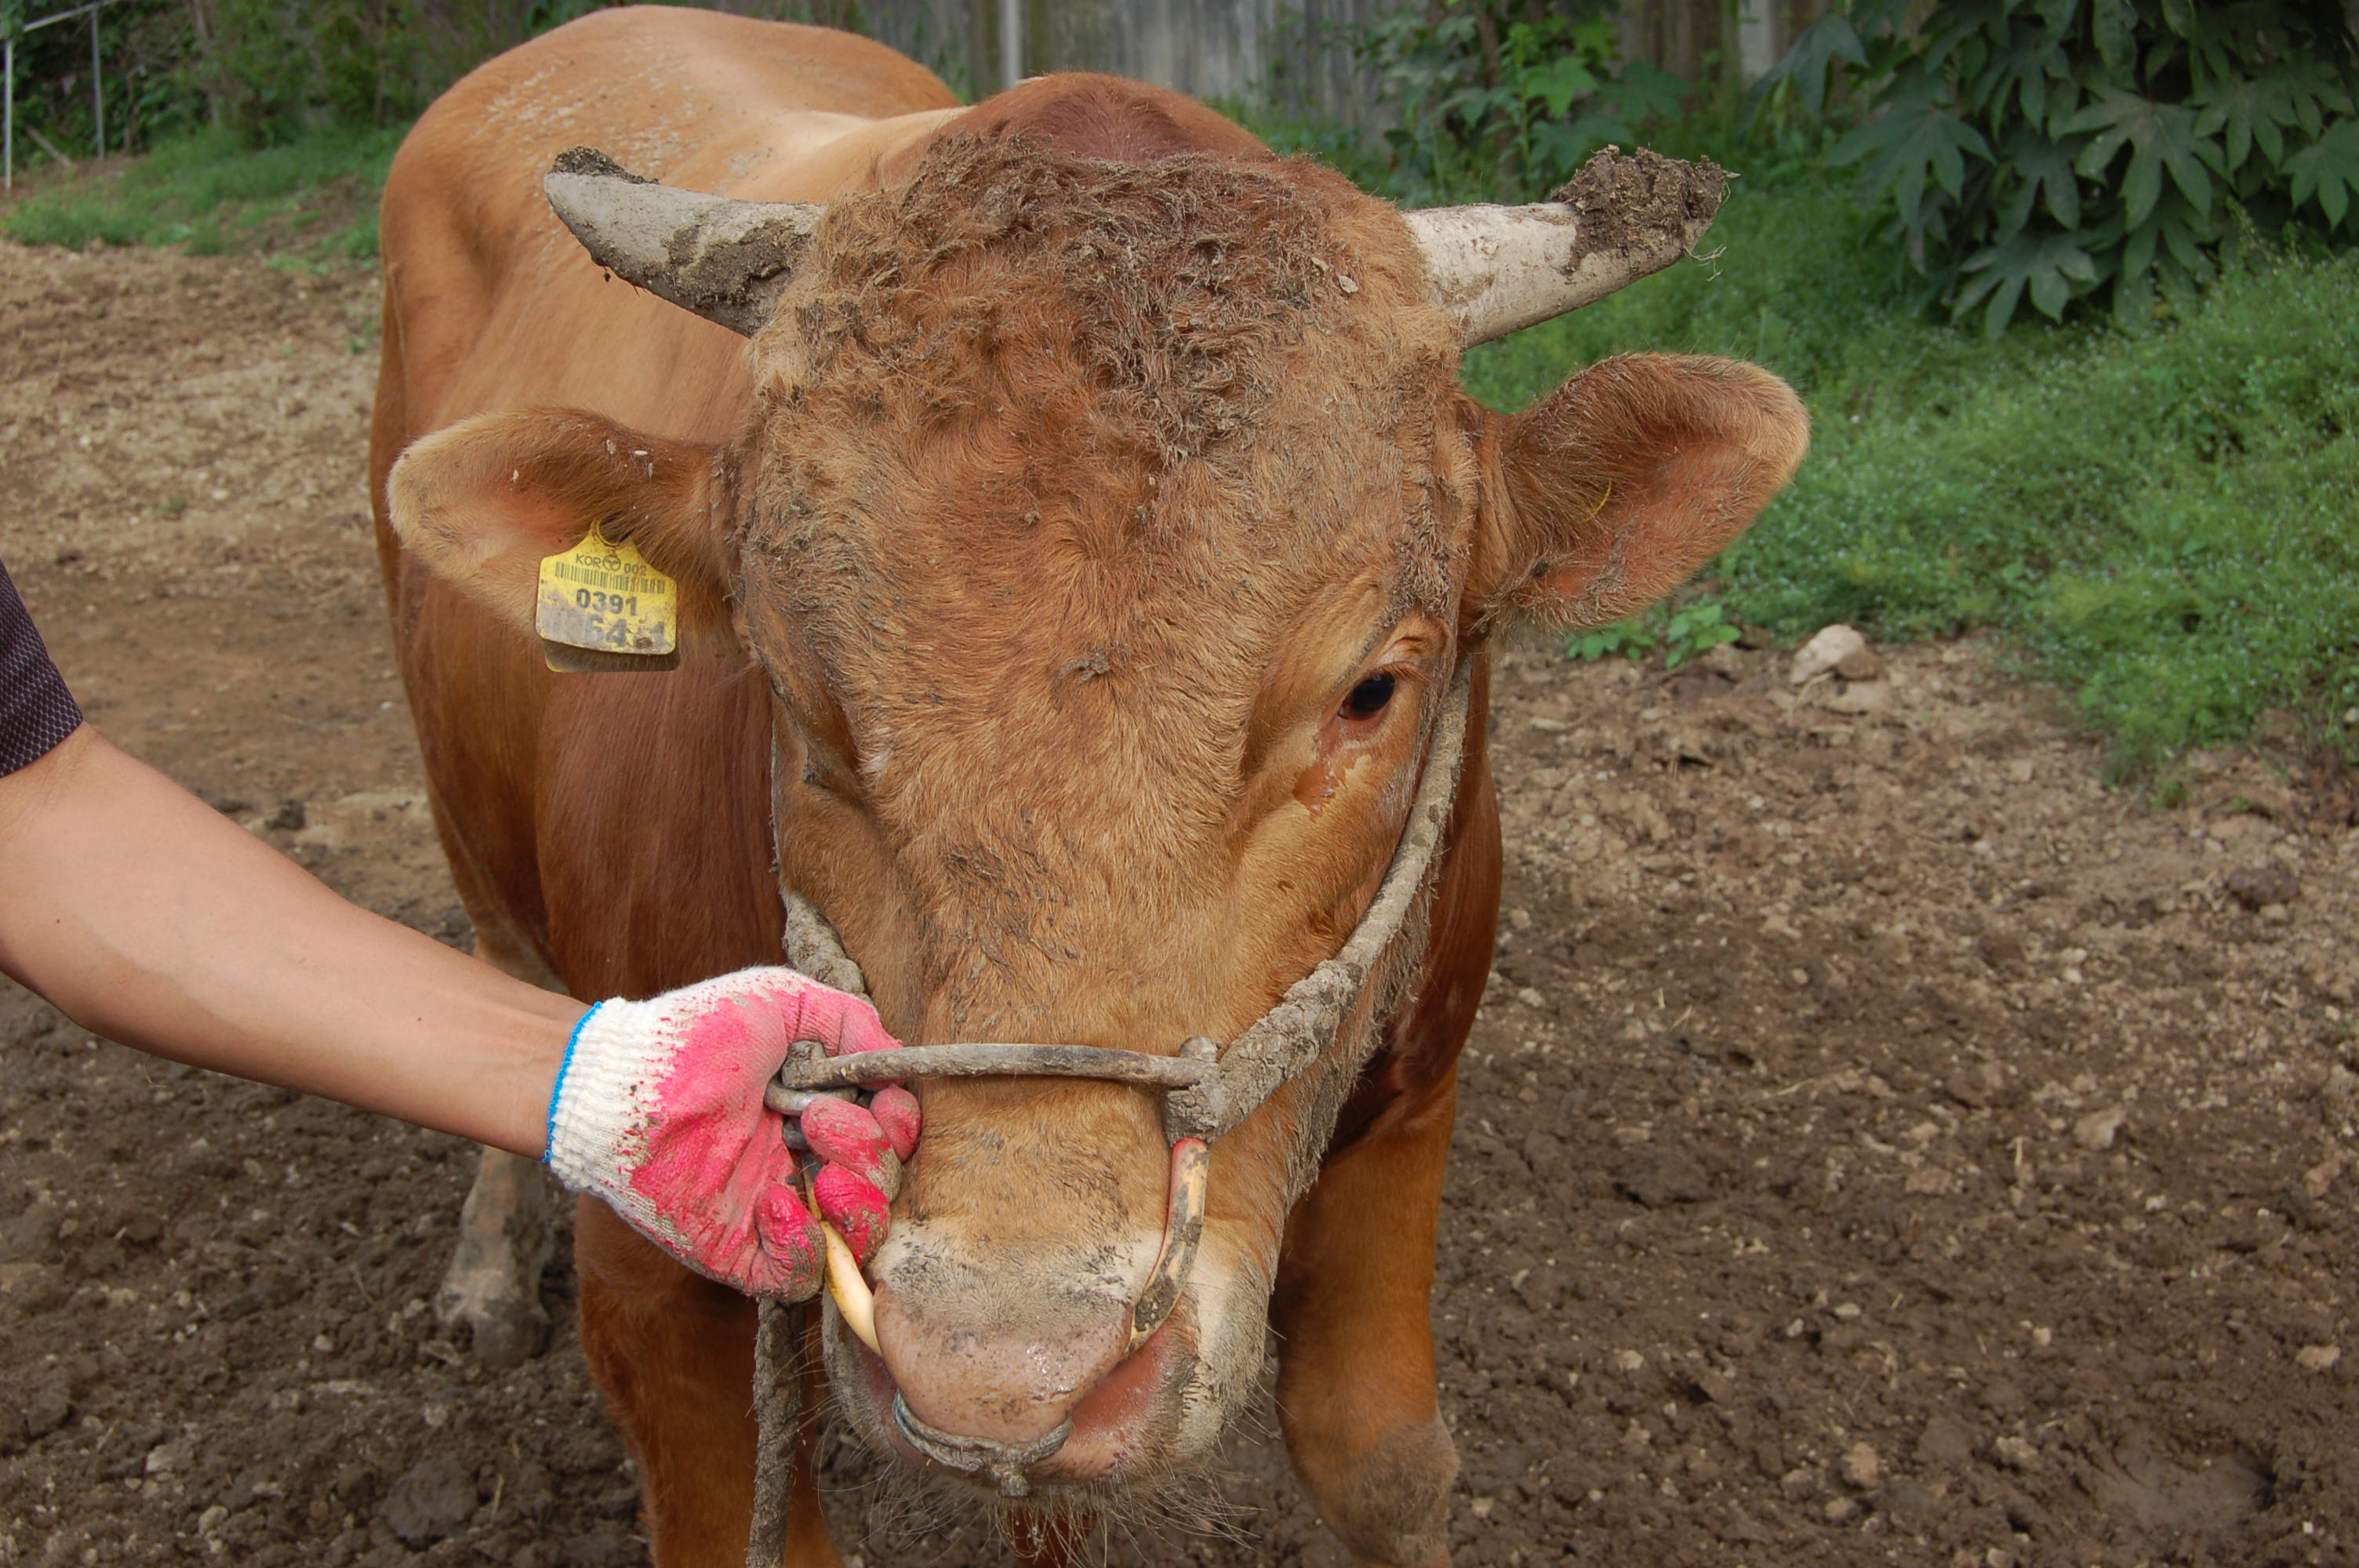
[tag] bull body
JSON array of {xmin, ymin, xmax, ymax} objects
[{"xmin": 373, "ymin": 9, "xmax": 1805, "ymax": 1563}]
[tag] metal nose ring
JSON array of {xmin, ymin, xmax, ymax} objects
[{"xmin": 892, "ymin": 1391, "xmax": 1073, "ymax": 1498}]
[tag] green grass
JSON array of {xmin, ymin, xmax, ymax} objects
[
  {"xmin": 1451, "ymin": 150, "xmax": 2359, "ymax": 777},
  {"xmin": 3, "ymin": 123, "xmax": 403, "ymax": 260}
]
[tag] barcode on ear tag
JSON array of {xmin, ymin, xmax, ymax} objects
[{"xmin": 536, "ymin": 523, "xmax": 679, "ymax": 672}]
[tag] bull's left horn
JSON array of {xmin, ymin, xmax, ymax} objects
[
  {"xmin": 543, "ymin": 147, "xmax": 825, "ymax": 336},
  {"xmin": 1404, "ymin": 146, "xmax": 1728, "ymax": 348}
]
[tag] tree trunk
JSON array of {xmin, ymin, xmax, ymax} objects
[{"xmin": 1618, "ymin": 0, "xmax": 1736, "ymax": 90}]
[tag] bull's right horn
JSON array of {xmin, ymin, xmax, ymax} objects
[
  {"xmin": 543, "ymin": 147, "xmax": 825, "ymax": 336},
  {"xmin": 1403, "ymin": 146, "xmax": 1728, "ymax": 348}
]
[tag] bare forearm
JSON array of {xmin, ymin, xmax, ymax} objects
[{"xmin": 0, "ymin": 728, "xmax": 583, "ymax": 1155}]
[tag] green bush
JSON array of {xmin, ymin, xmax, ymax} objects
[
  {"xmin": 189, "ymin": 0, "xmax": 616, "ymax": 145},
  {"xmin": 0, "ymin": 0, "xmax": 208, "ymax": 158},
  {"xmin": 1342, "ymin": 0, "xmax": 1695, "ymax": 205},
  {"xmin": 1751, "ymin": 0, "xmax": 2359, "ymax": 336},
  {"xmin": 0, "ymin": 0, "xmax": 619, "ymax": 156}
]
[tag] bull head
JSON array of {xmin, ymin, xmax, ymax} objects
[{"xmin": 544, "ymin": 142, "xmax": 1727, "ymax": 347}]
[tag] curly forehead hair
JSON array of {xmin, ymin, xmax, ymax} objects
[
  {"xmin": 752, "ymin": 132, "xmax": 1443, "ymax": 468},
  {"xmin": 732, "ymin": 130, "xmax": 1474, "ymax": 688}
]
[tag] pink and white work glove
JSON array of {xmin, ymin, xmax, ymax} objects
[{"xmin": 543, "ymin": 967, "xmax": 921, "ymax": 1299}]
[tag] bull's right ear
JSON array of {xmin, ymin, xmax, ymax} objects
[
  {"xmin": 1469, "ymin": 354, "xmax": 1808, "ymax": 633},
  {"xmin": 386, "ymin": 408, "xmax": 736, "ymax": 646}
]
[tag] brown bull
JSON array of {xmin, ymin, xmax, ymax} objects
[{"xmin": 370, "ymin": 9, "xmax": 1807, "ymax": 1564}]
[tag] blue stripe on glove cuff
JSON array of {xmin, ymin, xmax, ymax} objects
[{"xmin": 545, "ymin": 1000, "xmax": 606, "ymax": 1164}]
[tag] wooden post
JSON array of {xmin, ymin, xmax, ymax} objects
[
  {"xmin": 958, "ymin": 0, "xmax": 1005, "ymax": 99},
  {"xmin": 1029, "ymin": 0, "xmax": 1107, "ymax": 79}
]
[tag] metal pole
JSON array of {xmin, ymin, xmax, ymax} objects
[
  {"xmin": 89, "ymin": 5, "xmax": 100, "ymax": 158},
  {"xmin": 5, "ymin": 35, "xmax": 14, "ymax": 191},
  {"xmin": 998, "ymin": 0, "xmax": 1022, "ymax": 91}
]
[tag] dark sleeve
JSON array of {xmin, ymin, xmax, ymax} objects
[{"xmin": 1, "ymin": 554, "xmax": 84, "ymax": 777}]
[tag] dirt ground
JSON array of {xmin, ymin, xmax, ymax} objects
[{"xmin": 2, "ymin": 236, "xmax": 2355, "ymax": 1568}]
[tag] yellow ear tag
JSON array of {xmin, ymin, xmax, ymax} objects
[{"xmin": 535, "ymin": 522, "xmax": 680, "ymax": 673}]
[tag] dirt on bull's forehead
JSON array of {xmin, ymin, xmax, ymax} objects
[{"xmin": 2, "ymin": 240, "xmax": 2356, "ymax": 1568}]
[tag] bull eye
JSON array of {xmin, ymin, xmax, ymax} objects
[{"xmin": 1342, "ymin": 672, "xmax": 1397, "ymax": 720}]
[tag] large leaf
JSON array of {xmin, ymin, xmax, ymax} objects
[
  {"xmin": 1916, "ymin": 1, "xmax": 2003, "ymax": 83},
  {"xmin": 2067, "ymin": 89, "xmax": 2221, "ymax": 225},
  {"xmin": 2108, "ymin": 191, "xmax": 2219, "ymax": 303},
  {"xmin": 2091, "ymin": 0, "xmax": 2138, "ymax": 71},
  {"xmin": 1957, "ymin": 229, "xmax": 2099, "ymax": 336},
  {"xmin": 2159, "ymin": 200, "xmax": 2216, "ymax": 280},
  {"xmin": 2274, "ymin": 54, "xmax": 2357, "ymax": 144},
  {"xmin": 2285, "ymin": 118, "xmax": 2359, "ymax": 227},
  {"xmin": 1837, "ymin": 89, "xmax": 1994, "ymax": 234},
  {"xmin": 2192, "ymin": 69, "xmax": 2296, "ymax": 172},
  {"xmin": 1743, "ymin": 11, "xmax": 1865, "ymax": 124},
  {"xmin": 1957, "ymin": 4, "xmax": 2072, "ymax": 129},
  {"xmin": 1518, "ymin": 55, "xmax": 1600, "ymax": 119},
  {"xmin": 1997, "ymin": 129, "xmax": 2085, "ymax": 230},
  {"xmin": 1605, "ymin": 60, "xmax": 1692, "ymax": 126}
]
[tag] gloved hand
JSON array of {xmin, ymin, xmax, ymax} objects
[{"xmin": 543, "ymin": 967, "xmax": 920, "ymax": 1298}]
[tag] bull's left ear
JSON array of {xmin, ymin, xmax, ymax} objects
[
  {"xmin": 1473, "ymin": 353, "xmax": 1808, "ymax": 630},
  {"xmin": 386, "ymin": 408, "xmax": 737, "ymax": 649}
]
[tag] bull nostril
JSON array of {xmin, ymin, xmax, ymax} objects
[{"xmin": 892, "ymin": 1391, "xmax": 1073, "ymax": 1499}]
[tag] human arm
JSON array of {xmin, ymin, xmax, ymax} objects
[{"xmin": 0, "ymin": 724, "xmax": 583, "ymax": 1155}]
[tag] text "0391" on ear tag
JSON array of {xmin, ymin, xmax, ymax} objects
[{"xmin": 536, "ymin": 523, "xmax": 681, "ymax": 673}]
